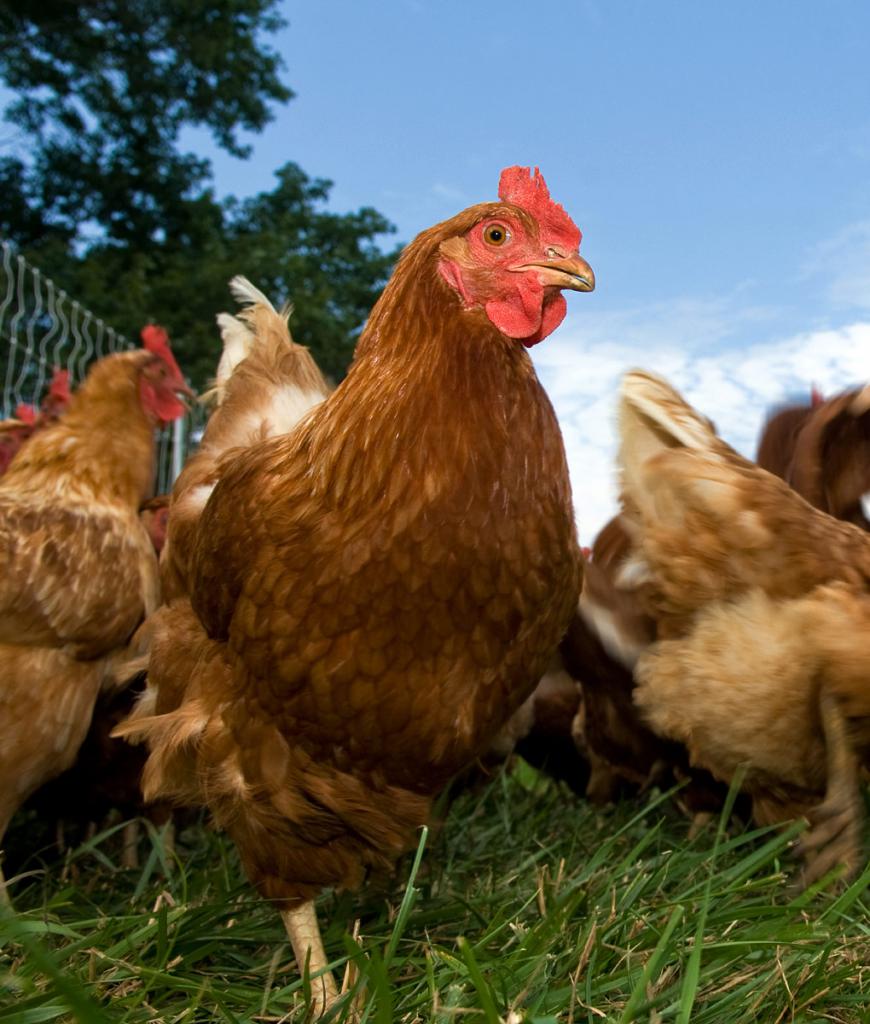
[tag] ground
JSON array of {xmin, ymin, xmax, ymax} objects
[{"xmin": 1, "ymin": 763, "xmax": 868, "ymax": 1023}]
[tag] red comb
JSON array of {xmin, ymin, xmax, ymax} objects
[
  {"xmin": 498, "ymin": 166, "xmax": 581, "ymax": 249},
  {"xmin": 49, "ymin": 367, "xmax": 71, "ymax": 402},
  {"xmin": 15, "ymin": 403, "xmax": 37, "ymax": 425},
  {"xmin": 141, "ymin": 324, "xmax": 185, "ymax": 382},
  {"xmin": 810, "ymin": 384, "xmax": 824, "ymax": 407}
]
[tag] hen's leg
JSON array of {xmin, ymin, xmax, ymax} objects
[
  {"xmin": 281, "ymin": 900, "xmax": 338, "ymax": 1017},
  {"xmin": 121, "ymin": 821, "xmax": 141, "ymax": 869},
  {"xmin": 798, "ymin": 688, "xmax": 862, "ymax": 887}
]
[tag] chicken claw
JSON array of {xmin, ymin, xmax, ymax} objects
[
  {"xmin": 281, "ymin": 901, "xmax": 339, "ymax": 1017},
  {"xmin": 796, "ymin": 689, "xmax": 863, "ymax": 887}
]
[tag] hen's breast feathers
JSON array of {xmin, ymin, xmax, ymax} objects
[{"xmin": 183, "ymin": 319, "xmax": 579, "ymax": 781}]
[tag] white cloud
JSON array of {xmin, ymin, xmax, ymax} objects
[{"xmin": 533, "ymin": 309, "xmax": 870, "ymax": 544}]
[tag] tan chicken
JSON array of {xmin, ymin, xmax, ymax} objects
[
  {"xmin": 65, "ymin": 290, "xmax": 330, "ymax": 869},
  {"xmin": 0, "ymin": 328, "xmax": 190, "ymax": 896},
  {"xmin": 160, "ymin": 277, "xmax": 330, "ymax": 603},
  {"xmin": 616, "ymin": 369, "xmax": 870, "ymax": 885},
  {"xmin": 756, "ymin": 384, "xmax": 870, "ymax": 529},
  {"xmin": 117, "ymin": 166, "xmax": 594, "ymax": 1014}
]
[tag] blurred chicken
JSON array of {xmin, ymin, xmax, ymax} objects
[
  {"xmin": 756, "ymin": 384, "xmax": 870, "ymax": 530},
  {"xmin": 117, "ymin": 166, "xmax": 594, "ymax": 1014},
  {"xmin": 55, "ymin": 291, "xmax": 331, "ymax": 872},
  {"xmin": 564, "ymin": 521, "xmax": 669, "ymax": 803},
  {"xmin": 617, "ymin": 369, "xmax": 870, "ymax": 885},
  {"xmin": 510, "ymin": 654, "xmax": 589, "ymax": 795},
  {"xmin": 159, "ymin": 277, "xmax": 330, "ymax": 603},
  {"xmin": 0, "ymin": 367, "xmax": 72, "ymax": 477},
  {"xmin": 0, "ymin": 328, "xmax": 190, "ymax": 896}
]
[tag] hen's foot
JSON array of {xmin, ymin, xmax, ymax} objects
[
  {"xmin": 121, "ymin": 821, "xmax": 141, "ymax": 869},
  {"xmin": 687, "ymin": 811, "xmax": 714, "ymax": 840},
  {"xmin": 281, "ymin": 900, "xmax": 339, "ymax": 1018},
  {"xmin": 796, "ymin": 689, "xmax": 863, "ymax": 888},
  {"xmin": 797, "ymin": 784, "xmax": 862, "ymax": 887}
]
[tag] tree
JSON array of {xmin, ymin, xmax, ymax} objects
[
  {"xmin": 0, "ymin": 1, "xmax": 398, "ymax": 384},
  {"xmin": 60, "ymin": 164, "xmax": 398, "ymax": 384},
  {"xmin": 0, "ymin": 0, "xmax": 291, "ymax": 245}
]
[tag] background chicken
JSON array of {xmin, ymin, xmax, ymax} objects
[
  {"xmin": 556, "ymin": 520, "xmax": 726, "ymax": 823},
  {"xmin": 16, "ymin": 290, "xmax": 326, "ymax": 874},
  {"xmin": 118, "ymin": 166, "xmax": 594, "ymax": 1014},
  {"xmin": 0, "ymin": 367, "xmax": 72, "ymax": 477},
  {"xmin": 564, "ymin": 520, "xmax": 669, "ymax": 803},
  {"xmin": 756, "ymin": 384, "xmax": 870, "ymax": 530},
  {"xmin": 160, "ymin": 276, "xmax": 331, "ymax": 603},
  {"xmin": 16, "ymin": 493, "xmax": 175, "ymax": 870},
  {"xmin": 616, "ymin": 369, "xmax": 870, "ymax": 885},
  {"xmin": 0, "ymin": 328, "xmax": 190, "ymax": 897},
  {"xmin": 139, "ymin": 494, "xmax": 171, "ymax": 556}
]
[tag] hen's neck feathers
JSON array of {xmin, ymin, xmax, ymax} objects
[
  {"xmin": 2, "ymin": 351, "xmax": 157, "ymax": 508},
  {"xmin": 305, "ymin": 214, "xmax": 570, "ymax": 512}
]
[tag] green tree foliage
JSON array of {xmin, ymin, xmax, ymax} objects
[{"xmin": 0, "ymin": 0, "xmax": 398, "ymax": 384}]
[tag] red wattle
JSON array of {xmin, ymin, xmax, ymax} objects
[
  {"xmin": 485, "ymin": 293, "xmax": 542, "ymax": 339},
  {"xmin": 485, "ymin": 274, "xmax": 547, "ymax": 340},
  {"xmin": 522, "ymin": 294, "xmax": 567, "ymax": 348},
  {"xmin": 140, "ymin": 380, "xmax": 186, "ymax": 425}
]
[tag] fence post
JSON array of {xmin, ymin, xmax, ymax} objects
[{"xmin": 171, "ymin": 414, "xmax": 186, "ymax": 484}]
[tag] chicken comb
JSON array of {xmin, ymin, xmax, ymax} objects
[
  {"xmin": 48, "ymin": 367, "xmax": 71, "ymax": 402},
  {"xmin": 141, "ymin": 323, "xmax": 185, "ymax": 382},
  {"xmin": 810, "ymin": 384, "xmax": 824, "ymax": 407},
  {"xmin": 498, "ymin": 166, "xmax": 581, "ymax": 248},
  {"xmin": 14, "ymin": 403, "xmax": 37, "ymax": 425}
]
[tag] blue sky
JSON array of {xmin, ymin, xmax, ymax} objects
[
  {"xmin": 198, "ymin": 0, "xmax": 870, "ymax": 337},
  {"xmin": 22, "ymin": 1, "xmax": 870, "ymax": 535}
]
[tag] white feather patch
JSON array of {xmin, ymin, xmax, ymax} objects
[
  {"xmin": 187, "ymin": 483, "xmax": 216, "ymax": 513},
  {"xmin": 578, "ymin": 592, "xmax": 646, "ymax": 669},
  {"xmin": 214, "ymin": 312, "xmax": 254, "ymax": 392},
  {"xmin": 621, "ymin": 370, "xmax": 716, "ymax": 452},
  {"xmin": 229, "ymin": 275, "xmax": 278, "ymax": 313}
]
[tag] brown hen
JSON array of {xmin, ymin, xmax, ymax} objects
[
  {"xmin": 756, "ymin": 384, "xmax": 870, "ymax": 530},
  {"xmin": 118, "ymin": 166, "xmax": 594, "ymax": 1013}
]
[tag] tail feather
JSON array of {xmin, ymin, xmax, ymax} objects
[
  {"xmin": 619, "ymin": 370, "xmax": 720, "ymax": 470},
  {"xmin": 229, "ymin": 275, "xmax": 282, "ymax": 316},
  {"xmin": 161, "ymin": 277, "xmax": 330, "ymax": 600},
  {"xmin": 210, "ymin": 312, "xmax": 255, "ymax": 402}
]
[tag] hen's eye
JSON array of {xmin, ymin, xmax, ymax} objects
[{"xmin": 483, "ymin": 223, "xmax": 510, "ymax": 247}]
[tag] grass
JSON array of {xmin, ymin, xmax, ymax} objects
[{"xmin": 1, "ymin": 763, "xmax": 868, "ymax": 1023}]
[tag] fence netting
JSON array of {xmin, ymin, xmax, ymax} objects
[{"xmin": 0, "ymin": 239, "xmax": 199, "ymax": 494}]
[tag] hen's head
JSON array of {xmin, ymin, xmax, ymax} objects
[
  {"xmin": 139, "ymin": 325, "xmax": 193, "ymax": 425},
  {"xmin": 435, "ymin": 166, "xmax": 594, "ymax": 346},
  {"xmin": 14, "ymin": 403, "xmax": 38, "ymax": 426}
]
